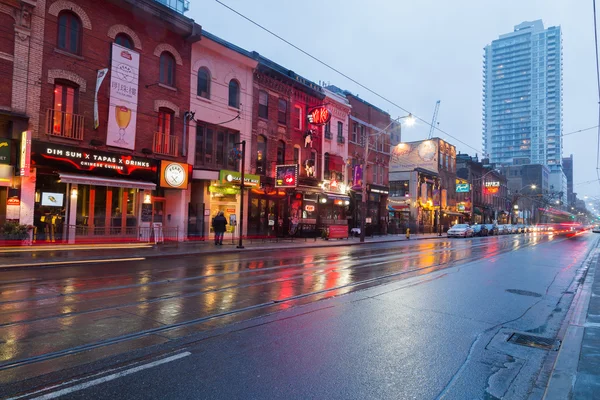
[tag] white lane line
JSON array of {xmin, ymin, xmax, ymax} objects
[
  {"xmin": 10, "ymin": 351, "xmax": 191, "ymax": 400},
  {"xmin": 0, "ymin": 257, "xmax": 146, "ymax": 268}
]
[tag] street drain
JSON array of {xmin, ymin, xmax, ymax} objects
[
  {"xmin": 507, "ymin": 333, "xmax": 561, "ymax": 351},
  {"xmin": 506, "ymin": 289, "xmax": 542, "ymax": 298}
]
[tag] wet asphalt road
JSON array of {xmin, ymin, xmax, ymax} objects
[{"xmin": 0, "ymin": 232, "xmax": 597, "ymax": 399}]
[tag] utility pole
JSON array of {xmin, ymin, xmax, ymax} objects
[
  {"xmin": 236, "ymin": 140, "xmax": 246, "ymax": 249},
  {"xmin": 360, "ymin": 133, "xmax": 369, "ymax": 243}
]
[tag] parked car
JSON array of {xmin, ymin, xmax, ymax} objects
[
  {"xmin": 447, "ymin": 224, "xmax": 474, "ymax": 238},
  {"xmin": 498, "ymin": 225, "xmax": 510, "ymax": 235},
  {"xmin": 515, "ymin": 224, "xmax": 526, "ymax": 233},
  {"xmin": 484, "ymin": 224, "xmax": 498, "ymax": 236},
  {"xmin": 472, "ymin": 224, "xmax": 489, "ymax": 237}
]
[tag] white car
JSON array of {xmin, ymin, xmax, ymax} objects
[{"xmin": 447, "ymin": 224, "xmax": 474, "ymax": 238}]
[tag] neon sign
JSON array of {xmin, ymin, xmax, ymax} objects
[{"xmin": 307, "ymin": 106, "xmax": 332, "ymax": 125}]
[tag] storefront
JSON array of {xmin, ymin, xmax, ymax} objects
[
  {"xmin": 319, "ymin": 178, "xmax": 350, "ymax": 238},
  {"xmin": 30, "ymin": 141, "xmax": 164, "ymax": 243},
  {"xmin": 0, "ymin": 137, "xmax": 15, "ymax": 225},
  {"xmin": 367, "ymin": 184, "xmax": 389, "ymax": 235}
]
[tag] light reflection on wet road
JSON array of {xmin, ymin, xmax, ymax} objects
[{"xmin": 0, "ymin": 233, "xmax": 561, "ymax": 384}]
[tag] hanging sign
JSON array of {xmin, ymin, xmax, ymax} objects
[
  {"xmin": 456, "ymin": 183, "xmax": 470, "ymax": 193},
  {"xmin": 159, "ymin": 161, "xmax": 189, "ymax": 189},
  {"xmin": 20, "ymin": 130, "xmax": 31, "ymax": 177},
  {"xmin": 107, "ymin": 44, "xmax": 140, "ymax": 150},
  {"xmin": 94, "ymin": 68, "xmax": 109, "ymax": 129},
  {"xmin": 275, "ymin": 164, "xmax": 298, "ymax": 188},
  {"xmin": 307, "ymin": 106, "xmax": 332, "ymax": 125}
]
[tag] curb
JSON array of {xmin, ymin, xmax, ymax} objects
[
  {"xmin": 0, "ymin": 235, "xmax": 445, "ymax": 270},
  {"xmin": 542, "ymin": 247, "xmax": 598, "ymax": 399}
]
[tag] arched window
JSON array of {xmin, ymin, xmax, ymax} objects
[
  {"xmin": 57, "ymin": 12, "xmax": 82, "ymax": 54},
  {"xmin": 115, "ymin": 33, "xmax": 134, "ymax": 49},
  {"xmin": 159, "ymin": 52, "xmax": 176, "ymax": 86},
  {"xmin": 257, "ymin": 135, "xmax": 267, "ymax": 174},
  {"xmin": 228, "ymin": 80, "xmax": 240, "ymax": 108},
  {"xmin": 277, "ymin": 140, "xmax": 285, "ymax": 164},
  {"xmin": 197, "ymin": 68, "xmax": 210, "ymax": 98}
]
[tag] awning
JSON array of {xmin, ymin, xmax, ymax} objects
[
  {"xmin": 444, "ymin": 211, "xmax": 464, "ymax": 217},
  {"xmin": 326, "ymin": 193, "xmax": 350, "ymax": 201},
  {"xmin": 388, "ymin": 204, "xmax": 409, "ymax": 211},
  {"xmin": 59, "ymin": 173, "xmax": 156, "ymax": 190},
  {"xmin": 328, "ymin": 154, "xmax": 345, "ymax": 173}
]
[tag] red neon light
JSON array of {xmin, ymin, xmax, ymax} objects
[{"xmin": 308, "ymin": 107, "xmax": 332, "ymax": 125}]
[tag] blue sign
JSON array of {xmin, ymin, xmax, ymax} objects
[{"xmin": 456, "ymin": 183, "xmax": 470, "ymax": 193}]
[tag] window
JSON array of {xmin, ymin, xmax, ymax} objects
[
  {"xmin": 216, "ymin": 131, "xmax": 225, "ymax": 165},
  {"xmin": 57, "ymin": 12, "xmax": 82, "ymax": 54},
  {"xmin": 258, "ymin": 91, "xmax": 268, "ymax": 119},
  {"xmin": 352, "ymin": 123, "xmax": 357, "ymax": 142},
  {"xmin": 51, "ymin": 82, "xmax": 78, "ymax": 137},
  {"xmin": 195, "ymin": 125, "xmax": 205, "ymax": 166},
  {"xmin": 159, "ymin": 52, "xmax": 175, "ymax": 86},
  {"xmin": 228, "ymin": 80, "xmax": 240, "ymax": 108},
  {"xmin": 277, "ymin": 140, "xmax": 285, "ymax": 164},
  {"xmin": 294, "ymin": 106, "xmax": 302, "ymax": 129},
  {"xmin": 157, "ymin": 108, "xmax": 174, "ymax": 136},
  {"xmin": 380, "ymin": 166, "xmax": 385, "ymax": 185},
  {"xmin": 257, "ymin": 135, "xmax": 267, "ymax": 174},
  {"xmin": 324, "ymin": 153, "xmax": 330, "ymax": 178},
  {"xmin": 324, "ymin": 121, "xmax": 331, "ymax": 139},
  {"xmin": 278, "ymin": 99, "xmax": 287, "ymax": 124},
  {"xmin": 197, "ymin": 68, "xmax": 210, "ymax": 98},
  {"xmin": 337, "ymin": 122, "xmax": 344, "ymax": 140},
  {"xmin": 194, "ymin": 124, "xmax": 239, "ymax": 168},
  {"xmin": 115, "ymin": 33, "xmax": 133, "ymax": 49},
  {"xmin": 360, "ymin": 125, "xmax": 366, "ymax": 145},
  {"xmin": 373, "ymin": 164, "xmax": 378, "ymax": 184}
]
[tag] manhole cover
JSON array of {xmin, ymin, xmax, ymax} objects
[
  {"xmin": 507, "ymin": 333, "xmax": 561, "ymax": 351},
  {"xmin": 506, "ymin": 289, "xmax": 542, "ymax": 298}
]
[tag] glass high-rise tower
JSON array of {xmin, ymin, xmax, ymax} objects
[{"xmin": 483, "ymin": 20, "xmax": 562, "ymax": 168}]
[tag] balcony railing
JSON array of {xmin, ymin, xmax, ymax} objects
[
  {"xmin": 46, "ymin": 109, "xmax": 84, "ymax": 140},
  {"xmin": 337, "ymin": 136, "xmax": 345, "ymax": 144},
  {"xmin": 154, "ymin": 132, "xmax": 179, "ymax": 156}
]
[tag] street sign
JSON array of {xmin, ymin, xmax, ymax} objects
[{"xmin": 456, "ymin": 183, "xmax": 470, "ymax": 193}]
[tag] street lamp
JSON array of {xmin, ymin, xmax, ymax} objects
[{"xmin": 359, "ymin": 114, "xmax": 413, "ymax": 243}]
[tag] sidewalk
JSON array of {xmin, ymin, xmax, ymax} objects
[
  {"xmin": 544, "ymin": 244, "xmax": 600, "ymax": 399},
  {"xmin": 0, "ymin": 233, "xmax": 443, "ymax": 268}
]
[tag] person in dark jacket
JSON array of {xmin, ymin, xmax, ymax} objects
[{"xmin": 212, "ymin": 211, "xmax": 227, "ymax": 245}]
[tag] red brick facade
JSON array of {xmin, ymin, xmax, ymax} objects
[{"xmin": 38, "ymin": 0, "xmax": 199, "ymax": 163}]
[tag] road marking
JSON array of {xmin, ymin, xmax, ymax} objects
[
  {"xmin": 0, "ymin": 258, "xmax": 146, "ymax": 268},
  {"xmin": 10, "ymin": 352, "xmax": 191, "ymax": 400},
  {"xmin": 0, "ymin": 244, "xmax": 152, "ymax": 253}
]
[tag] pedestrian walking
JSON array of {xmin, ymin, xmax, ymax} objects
[{"xmin": 212, "ymin": 211, "xmax": 227, "ymax": 245}]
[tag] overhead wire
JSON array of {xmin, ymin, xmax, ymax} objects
[
  {"xmin": 593, "ymin": 0, "xmax": 600, "ymax": 188},
  {"xmin": 213, "ymin": 0, "xmax": 482, "ymax": 154}
]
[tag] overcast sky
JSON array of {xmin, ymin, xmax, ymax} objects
[{"xmin": 190, "ymin": 0, "xmax": 598, "ymax": 200}]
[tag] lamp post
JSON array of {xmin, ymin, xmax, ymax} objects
[
  {"xmin": 234, "ymin": 141, "xmax": 246, "ymax": 249},
  {"xmin": 359, "ymin": 114, "xmax": 414, "ymax": 243}
]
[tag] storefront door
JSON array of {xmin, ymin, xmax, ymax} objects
[
  {"xmin": 248, "ymin": 196, "xmax": 287, "ymax": 238},
  {"xmin": 153, "ymin": 198, "xmax": 166, "ymax": 224}
]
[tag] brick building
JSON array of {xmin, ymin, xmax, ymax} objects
[
  {"xmin": 25, "ymin": 0, "xmax": 200, "ymax": 242},
  {"xmin": 0, "ymin": 0, "xmax": 45, "ymax": 227},
  {"xmin": 337, "ymin": 89, "xmax": 391, "ymax": 236},
  {"xmin": 249, "ymin": 55, "xmax": 330, "ymax": 238}
]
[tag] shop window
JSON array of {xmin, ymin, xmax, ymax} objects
[
  {"xmin": 294, "ymin": 105, "xmax": 302, "ymax": 130},
  {"xmin": 258, "ymin": 90, "xmax": 268, "ymax": 119},
  {"xmin": 278, "ymin": 98, "xmax": 287, "ymax": 124},
  {"xmin": 257, "ymin": 135, "xmax": 267, "ymax": 174},
  {"xmin": 228, "ymin": 80, "xmax": 240, "ymax": 108},
  {"xmin": 159, "ymin": 52, "xmax": 176, "ymax": 86},
  {"xmin": 51, "ymin": 82, "xmax": 79, "ymax": 138},
  {"xmin": 277, "ymin": 140, "xmax": 285, "ymax": 164},
  {"xmin": 216, "ymin": 131, "xmax": 225, "ymax": 165},
  {"xmin": 57, "ymin": 12, "xmax": 82, "ymax": 54},
  {"xmin": 197, "ymin": 68, "xmax": 210, "ymax": 98},
  {"xmin": 115, "ymin": 33, "xmax": 134, "ymax": 49}
]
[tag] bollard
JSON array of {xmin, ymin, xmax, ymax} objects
[{"xmin": 406, "ymin": 228, "xmax": 410, "ymax": 240}]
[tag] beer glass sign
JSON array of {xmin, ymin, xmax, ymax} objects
[{"xmin": 107, "ymin": 44, "xmax": 140, "ymax": 150}]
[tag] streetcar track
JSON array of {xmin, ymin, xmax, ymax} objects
[{"xmin": 0, "ymin": 236, "xmax": 549, "ymax": 373}]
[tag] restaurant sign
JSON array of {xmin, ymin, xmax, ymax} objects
[
  {"xmin": 31, "ymin": 142, "xmax": 158, "ymax": 181},
  {"xmin": 219, "ymin": 170, "xmax": 260, "ymax": 187},
  {"xmin": 275, "ymin": 164, "xmax": 298, "ymax": 188}
]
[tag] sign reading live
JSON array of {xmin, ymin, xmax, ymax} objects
[
  {"xmin": 107, "ymin": 43, "xmax": 140, "ymax": 150},
  {"xmin": 31, "ymin": 142, "xmax": 158, "ymax": 181},
  {"xmin": 275, "ymin": 164, "xmax": 298, "ymax": 188},
  {"xmin": 159, "ymin": 161, "xmax": 189, "ymax": 189},
  {"xmin": 307, "ymin": 106, "xmax": 332, "ymax": 126}
]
